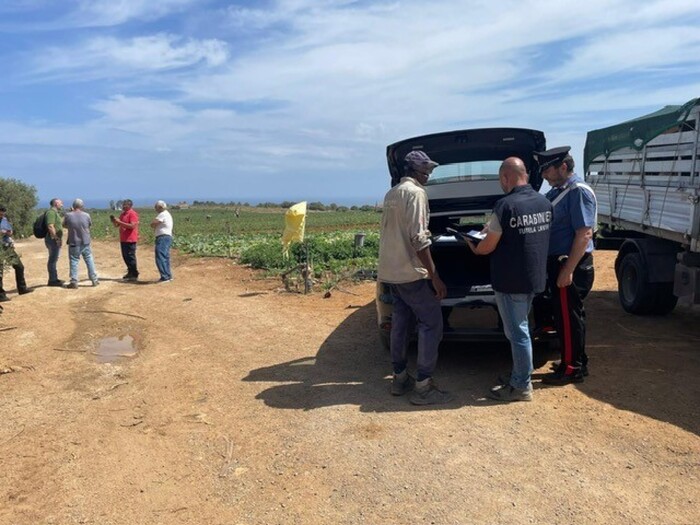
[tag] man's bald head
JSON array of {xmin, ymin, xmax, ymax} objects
[
  {"xmin": 500, "ymin": 157, "xmax": 527, "ymax": 178},
  {"xmin": 498, "ymin": 157, "xmax": 529, "ymax": 193}
]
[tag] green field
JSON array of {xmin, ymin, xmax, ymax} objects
[{"xmin": 89, "ymin": 206, "xmax": 381, "ymax": 287}]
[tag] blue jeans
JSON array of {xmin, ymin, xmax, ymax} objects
[
  {"xmin": 495, "ymin": 291, "xmax": 535, "ymax": 390},
  {"xmin": 68, "ymin": 244, "xmax": 98, "ymax": 283},
  {"xmin": 44, "ymin": 237, "xmax": 61, "ymax": 282},
  {"xmin": 155, "ymin": 235, "xmax": 172, "ymax": 280},
  {"xmin": 390, "ymin": 280, "xmax": 443, "ymax": 381}
]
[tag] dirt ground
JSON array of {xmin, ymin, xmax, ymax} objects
[{"xmin": 1, "ymin": 238, "xmax": 699, "ymax": 525}]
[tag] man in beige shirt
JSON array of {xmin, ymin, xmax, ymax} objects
[{"xmin": 377, "ymin": 150, "xmax": 452, "ymax": 405}]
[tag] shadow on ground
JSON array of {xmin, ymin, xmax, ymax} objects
[
  {"xmin": 576, "ymin": 290, "xmax": 700, "ymax": 435},
  {"xmin": 244, "ymin": 301, "xmax": 532, "ymax": 413},
  {"xmin": 245, "ymin": 291, "xmax": 700, "ymax": 432}
]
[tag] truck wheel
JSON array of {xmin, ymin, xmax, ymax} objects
[
  {"xmin": 650, "ymin": 283, "xmax": 678, "ymax": 315},
  {"xmin": 618, "ymin": 252, "xmax": 656, "ymax": 315}
]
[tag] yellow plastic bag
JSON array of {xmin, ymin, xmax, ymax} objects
[{"xmin": 282, "ymin": 201, "xmax": 307, "ymax": 257}]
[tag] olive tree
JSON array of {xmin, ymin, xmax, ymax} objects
[{"xmin": 0, "ymin": 177, "xmax": 39, "ymax": 239}]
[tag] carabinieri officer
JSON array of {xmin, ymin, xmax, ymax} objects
[
  {"xmin": 467, "ymin": 157, "xmax": 552, "ymax": 402},
  {"xmin": 535, "ymin": 146, "xmax": 597, "ymax": 385}
]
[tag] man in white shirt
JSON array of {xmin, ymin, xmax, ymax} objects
[
  {"xmin": 150, "ymin": 200, "xmax": 174, "ymax": 282},
  {"xmin": 377, "ymin": 150, "xmax": 452, "ymax": 405}
]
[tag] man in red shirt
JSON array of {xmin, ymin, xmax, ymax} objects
[{"xmin": 110, "ymin": 199, "xmax": 139, "ymax": 281}]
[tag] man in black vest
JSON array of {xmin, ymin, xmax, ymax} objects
[{"xmin": 467, "ymin": 157, "xmax": 553, "ymax": 402}]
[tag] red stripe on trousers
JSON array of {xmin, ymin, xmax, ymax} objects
[{"xmin": 559, "ymin": 285, "xmax": 573, "ymax": 371}]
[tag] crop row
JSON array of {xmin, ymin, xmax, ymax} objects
[
  {"xmin": 174, "ymin": 231, "xmax": 380, "ymax": 273},
  {"xmin": 89, "ymin": 207, "xmax": 380, "ymax": 241},
  {"xmin": 88, "ymin": 207, "xmax": 381, "ymax": 286}
]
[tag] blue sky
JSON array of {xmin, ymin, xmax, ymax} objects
[{"xmin": 1, "ymin": 0, "xmax": 700, "ymax": 206}]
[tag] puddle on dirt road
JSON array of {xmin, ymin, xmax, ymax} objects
[{"xmin": 95, "ymin": 335, "xmax": 139, "ymax": 363}]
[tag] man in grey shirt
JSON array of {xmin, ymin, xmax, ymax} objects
[{"xmin": 62, "ymin": 199, "xmax": 99, "ymax": 288}]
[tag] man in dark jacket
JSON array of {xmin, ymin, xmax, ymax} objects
[{"xmin": 467, "ymin": 157, "xmax": 553, "ymax": 402}]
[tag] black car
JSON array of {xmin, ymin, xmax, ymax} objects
[{"xmin": 376, "ymin": 128, "xmax": 557, "ymax": 360}]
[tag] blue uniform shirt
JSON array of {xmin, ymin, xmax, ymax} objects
[{"xmin": 545, "ymin": 174, "xmax": 596, "ymax": 256}]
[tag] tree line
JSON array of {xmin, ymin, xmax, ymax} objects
[{"xmin": 191, "ymin": 201, "xmax": 380, "ymax": 212}]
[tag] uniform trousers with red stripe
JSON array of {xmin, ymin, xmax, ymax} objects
[{"xmin": 546, "ymin": 253, "xmax": 594, "ymax": 374}]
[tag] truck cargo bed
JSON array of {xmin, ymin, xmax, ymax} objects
[{"xmin": 587, "ymin": 104, "xmax": 700, "ymax": 252}]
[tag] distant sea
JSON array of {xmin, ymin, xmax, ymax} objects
[{"xmin": 37, "ymin": 196, "xmax": 381, "ymax": 209}]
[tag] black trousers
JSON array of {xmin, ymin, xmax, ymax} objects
[
  {"xmin": 120, "ymin": 242, "xmax": 139, "ymax": 277},
  {"xmin": 546, "ymin": 253, "xmax": 594, "ymax": 372},
  {"xmin": 0, "ymin": 246, "xmax": 27, "ymax": 294}
]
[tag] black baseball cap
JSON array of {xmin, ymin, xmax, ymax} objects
[{"xmin": 404, "ymin": 150, "xmax": 439, "ymax": 170}]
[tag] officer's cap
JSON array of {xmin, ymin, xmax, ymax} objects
[{"xmin": 533, "ymin": 146, "xmax": 571, "ymax": 171}]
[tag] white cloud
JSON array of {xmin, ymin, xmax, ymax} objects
[
  {"xmin": 66, "ymin": 0, "xmax": 200, "ymax": 27},
  {"xmin": 548, "ymin": 26, "xmax": 700, "ymax": 82},
  {"xmin": 0, "ymin": 1, "xmax": 50, "ymax": 13},
  {"xmin": 106, "ymin": 34, "xmax": 228, "ymax": 69},
  {"xmin": 29, "ymin": 34, "xmax": 228, "ymax": 81},
  {"xmin": 3, "ymin": 0, "xmax": 700, "ymax": 201},
  {"xmin": 0, "ymin": 0, "xmax": 203, "ymax": 31},
  {"xmin": 178, "ymin": 0, "xmax": 700, "ymax": 163},
  {"xmin": 92, "ymin": 95, "xmax": 187, "ymax": 123},
  {"xmin": 225, "ymin": 0, "xmax": 368, "ymax": 30}
]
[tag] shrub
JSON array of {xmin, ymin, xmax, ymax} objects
[
  {"xmin": 239, "ymin": 241, "xmax": 287, "ymax": 269},
  {"xmin": 0, "ymin": 177, "xmax": 39, "ymax": 239}
]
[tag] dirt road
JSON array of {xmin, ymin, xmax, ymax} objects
[{"xmin": 1, "ymin": 239, "xmax": 699, "ymax": 525}]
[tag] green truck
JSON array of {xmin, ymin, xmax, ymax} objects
[{"xmin": 585, "ymin": 97, "xmax": 700, "ymax": 314}]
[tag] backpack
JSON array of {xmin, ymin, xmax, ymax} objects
[{"xmin": 33, "ymin": 211, "xmax": 49, "ymax": 239}]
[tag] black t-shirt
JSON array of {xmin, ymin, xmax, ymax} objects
[{"xmin": 490, "ymin": 185, "xmax": 553, "ymax": 294}]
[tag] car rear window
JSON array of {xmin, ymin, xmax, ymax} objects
[{"xmin": 426, "ymin": 160, "xmax": 502, "ymax": 185}]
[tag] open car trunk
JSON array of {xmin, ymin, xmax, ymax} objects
[
  {"xmin": 378, "ymin": 127, "xmax": 556, "ymax": 345},
  {"xmin": 431, "ymin": 237, "xmax": 491, "ymax": 298},
  {"xmin": 429, "ymin": 222, "xmax": 500, "ymax": 336},
  {"xmin": 386, "ymin": 127, "xmax": 546, "ymax": 233}
]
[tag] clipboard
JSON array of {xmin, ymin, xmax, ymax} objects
[
  {"xmin": 446, "ymin": 227, "xmax": 486, "ymax": 243},
  {"xmin": 465, "ymin": 230, "xmax": 487, "ymax": 242}
]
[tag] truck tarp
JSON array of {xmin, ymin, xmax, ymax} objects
[{"xmin": 584, "ymin": 97, "xmax": 700, "ymax": 172}]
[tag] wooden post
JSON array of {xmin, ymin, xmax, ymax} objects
[{"xmin": 303, "ymin": 242, "xmax": 311, "ymax": 294}]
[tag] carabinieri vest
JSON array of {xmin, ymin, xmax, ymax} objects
[{"xmin": 490, "ymin": 185, "xmax": 553, "ymax": 294}]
